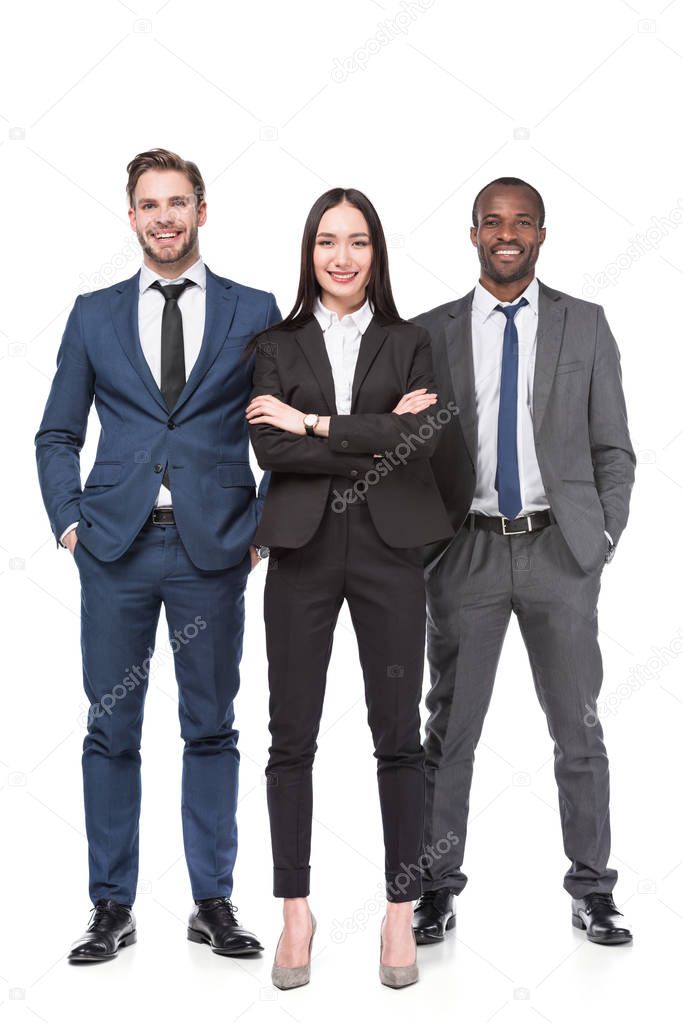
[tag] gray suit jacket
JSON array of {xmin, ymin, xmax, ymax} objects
[{"xmin": 413, "ymin": 280, "xmax": 636, "ymax": 573}]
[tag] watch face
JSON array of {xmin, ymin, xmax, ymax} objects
[{"xmin": 303, "ymin": 414, "xmax": 317, "ymax": 427}]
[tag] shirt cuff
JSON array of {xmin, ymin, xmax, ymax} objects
[
  {"xmin": 59, "ymin": 521, "xmax": 79, "ymax": 547},
  {"xmin": 604, "ymin": 529, "xmax": 614, "ymax": 546}
]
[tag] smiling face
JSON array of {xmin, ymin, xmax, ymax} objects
[
  {"xmin": 128, "ymin": 169, "xmax": 207, "ymax": 277},
  {"xmin": 470, "ymin": 184, "xmax": 545, "ymax": 295},
  {"xmin": 313, "ymin": 202, "xmax": 373, "ymax": 316}
]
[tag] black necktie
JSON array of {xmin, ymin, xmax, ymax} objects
[{"xmin": 150, "ymin": 278, "xmax": 196, "ymax": 491}]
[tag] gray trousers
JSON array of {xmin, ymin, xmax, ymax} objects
[{"xmin": 423, "ymin": 519, "xmax": 617, "ymax": 898}]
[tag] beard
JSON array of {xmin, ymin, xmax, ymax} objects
[
  {"xmin": 139, "ymin": 222, "xmax": 198, "ymax": 267},
  {"xmin": 479, "ymin": 246, "xmax": 538, "ymax": 285}
]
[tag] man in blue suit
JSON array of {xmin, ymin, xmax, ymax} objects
[{"xmin": 35, "ymin": 149, "xmax": 280, "ymax": 962}]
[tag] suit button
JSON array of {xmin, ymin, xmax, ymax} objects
[
  {"xmin": 153, "ymin": 463, "xmax": 163, "ymax": 473},
  {"xmin": 167, "ymin": 419, "xmax": 176, "ymax": 430},
  {"xmin": 350, "ymin": 469, "xmax": 358, "ymax": 478},
  {"xmin": 341, "ymin": 440, "xmax": 349, "ymax": 448}
]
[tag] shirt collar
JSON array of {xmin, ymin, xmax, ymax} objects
[
  {"xmin": 473, "ymin": 276, "xmax": 539, "ymax": 321},
  {"xmin": 140, "ymin": 257, "xmax": 206, "ymax": 294},
  {"xmin": 313, "ymin": 294, "xmax": 374, "ymax": 334}
]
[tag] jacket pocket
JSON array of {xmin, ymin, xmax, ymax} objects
[
  {"xmin": 84, "ymin": 461, "xmax": 122, "ymax": 486},
  {"xmin": 555, "ymin": 360, "xmax": 584, "ymax": 375}
]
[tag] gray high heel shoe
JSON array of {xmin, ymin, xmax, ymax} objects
[
  {"xmin": 271, "ymin": 913, "xmax": 316, "ymax": 990},
  {"xmin": 379, "ymin": 916, "xmax": 419, "ymax": 989}
]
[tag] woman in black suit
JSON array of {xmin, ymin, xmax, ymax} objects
[{"xmin": 245, "ymin": 188, "xmax": 453, "ymax": 989}]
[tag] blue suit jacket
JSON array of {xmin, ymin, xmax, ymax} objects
[{"xmin": 35, "ymin": 266, "xmax": 281, "ymax": 570}]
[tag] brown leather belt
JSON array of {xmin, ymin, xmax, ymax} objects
[{"xmin": 466, "ymin": 509, "xmax": 555, "ymax": 536}]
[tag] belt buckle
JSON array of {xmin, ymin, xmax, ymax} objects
[
  {"xmin": 501, "ymin": 514, "xmax": 532, "ymax": 536},
  {"xmin": 152, "ymin": 507, "xmax": 173, "ymax": 525}
]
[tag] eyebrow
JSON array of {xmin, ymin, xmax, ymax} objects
[
  {"xmin": 137, "ymin": 195, "xmax": 192, "ymax": 203},
  {"xmin": 316, "ymin": 231, "xmax": 370, "ymax": 238},
  {"xmin": 481, "ymin": 211, "xmax": 535, "ymax": 218}
]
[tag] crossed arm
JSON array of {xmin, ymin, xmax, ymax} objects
[{"xmin": 246, "ymin": 329, "xmax": 440, "ymax": 470}]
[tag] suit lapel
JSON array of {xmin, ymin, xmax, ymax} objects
[
  {"xmin": 110, "ymin": 271, "xmax": 167, "ymax": 412},
  {"xmin": 445, "ymin": 291, "xmax": 477, "ymax": 469},
  {"xmin": 350, "ymin": 316, "xmax": 388, "ymax": 411},
  {"xmin": 172, "ymin": 267, "xmax": 237, "ymax": 415},
  {"xmin": 294, "ymin": 317, "xmax": 337, "ymax": 414},
  {"xmin": 533, "ymin": 280, "xmax": 566, "ymax": 433}
]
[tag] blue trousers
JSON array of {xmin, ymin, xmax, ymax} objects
[{"xmin": 74, "ymin": 518, "xmax": 250, "ymax": 906}]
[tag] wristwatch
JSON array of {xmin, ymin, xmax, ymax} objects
[
  {"xmin": 255, "ymin": 545, "xmax": 270, "ymax": 560},
  {"xmin": 303, "ymin": 413, "xmax": 320, "ymax": 436}
]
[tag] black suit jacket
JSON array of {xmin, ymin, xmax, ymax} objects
[{"xmin": 248, "ymin": 315, "xmax": 454, "ymax": 549}]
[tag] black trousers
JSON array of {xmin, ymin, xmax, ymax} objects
[{"xmin": 264, "ymin": 479, "xmax": 426, "ymax": 902}]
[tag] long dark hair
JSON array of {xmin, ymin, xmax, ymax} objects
[{"xmin": 245, "ymin": 187, "xmax": 403, "ymax": 358}]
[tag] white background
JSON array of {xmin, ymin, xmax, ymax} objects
[{"xmin": 2, "ymin": 1, "xmax": 682, "ymax": 1020}]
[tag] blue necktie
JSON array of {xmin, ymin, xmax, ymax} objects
[{"xmin": 494, "ymin": 297, "xmax": 528, "ymax": 520}]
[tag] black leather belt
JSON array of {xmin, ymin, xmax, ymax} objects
[
  {"xmin": 467, "ymin": 509, "xmax": 555, "ymax": 535},
  {"xmin": 148, "ymin": 507, "xmax": 175, "ymax": 526}
]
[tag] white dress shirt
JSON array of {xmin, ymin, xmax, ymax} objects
[
  {"xmin": 60, "ymin": 258, "xmax": 207, "ymax": 542},
  {"xmin": 470, "ymin": 277, "xmax": 549, "ymax": 516},
  {"xmin": 313, "ymin": 295, "xmax": 374, "ymax": 414}
]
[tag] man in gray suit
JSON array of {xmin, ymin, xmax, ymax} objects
[{"xmin": 411, "ymin": 177, "xmax": 635, "ymax": 946}]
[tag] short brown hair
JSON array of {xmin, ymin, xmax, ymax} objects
[{"xmin": 126, "ymin": 148, "xmax": 206, "ymax": 208}]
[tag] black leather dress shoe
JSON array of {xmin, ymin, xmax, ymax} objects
[
  {"xmin": 412, "ymin": 888, "xmax": 456, "ymax": 945},
  {"xmin": 68, "ymin": 898, "xmax": 137, "ymax": 963},
  {"xmin": 188, "ymin": 897, "xmax": 264, "ymax": 956},
  {"xmin": 571, "ymin": 893, "xmax": 633, "ymax": 945}
]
